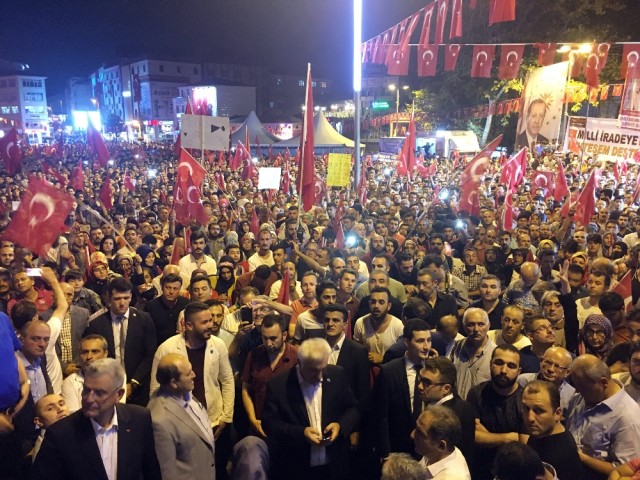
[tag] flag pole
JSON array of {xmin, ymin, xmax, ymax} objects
[
  {"xmin": 297, "ymin": 63, "xmax": 312, "ymax": 229},
  {"xmin": 200, "ymin": 110, "xmax": 205, "ymax": 165}
]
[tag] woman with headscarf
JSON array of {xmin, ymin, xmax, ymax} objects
[
  {"xmin": 240, "ymin": 233, "xmax": 256, "ymax": 260},
  {"xmin": 211, "ymin": 256, "xmax": 236, "ymax": 306},
  {"xmin": 577, "ymin": 314, "xmax": 613, "ymax": 360},
  {"xmin": 135, "ymin": 244, "xmax": 161, "ymax": 278}
]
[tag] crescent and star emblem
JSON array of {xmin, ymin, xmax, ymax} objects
[
  {"xmin": 476, "ymin": 51, "xmax": 488, "ymax": 66},
  {"xmin": 28, "ymin": 193, "xmax": 55, "ymax": 227},
  {"xmin": 506, "ymin": 51, "xmax": 518, "ymax": 66},
  {"xmin": 178, "ymin": 161, "xmax": 194, "ymax": 177},
  {"xmin": 187, "ymin": 186, "xmax": 200, "ymax": 204},
  {"xmin": 449, "ymin": 45, "xmax": 460, "ymax": 57}
]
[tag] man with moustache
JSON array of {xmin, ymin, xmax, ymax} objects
[
  {"xmin": 517, "ymin": 346, "xmax": 575, "ymax": 416},
  {"xmin": 519, "ymin": 317, "xmax": 557, "ymax": 374},
  {"xmin": 467, "ymin": 344, "xmax": 527, "ymax": 480},
  {"xmin": 522, "ymin": 381, "xmax": 583, "ymax": 480}
]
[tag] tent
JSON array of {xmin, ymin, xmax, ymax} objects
[
  {"xmin": 230, "ymin": 111, "xmax": 280, "ymax": 146},
  {"xmin": 275, "ymin": 111, "xmax": 364, "ymax": 153}
]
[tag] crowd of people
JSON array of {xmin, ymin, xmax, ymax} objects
[{"xmin": 1, "ymin": 138, "xmax": 640, "ymax": 480}]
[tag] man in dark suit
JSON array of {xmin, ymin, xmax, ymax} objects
[
  {"xmin": 84, "ymin": 277, "xmax": 157, "ymax": 405},
  {"xmin": 417, "ymin": 356, "xmax": 476, "ymax": 469},
  {"xmin": 143, "ymin": 273, "xmax": 189, "ymax": 346},
  {"xmin": 31, "ymin": 358, "xmax": 161, "ymax": 480},
  {"xmin": 373, "ymin": 319, "xmax": 433, "ymax": 460},
  {"xmin": 262, "ymin": 338, "xmax": 360, "ymax": 480},
  {"xmin": 515, "ymin": 98, "xmax": 549, "ymax": 149},
  {"xmin": 57, "ymin": 283, "xmax": 90, "ymax": 377}
]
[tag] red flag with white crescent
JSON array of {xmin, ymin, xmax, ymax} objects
[
  {"xmin": 458, "ymin": 135, "xmax": 503, "ymax": 216},
  {"xmin": 488, "ymin": 0, "xmax": 516, "ymax": 25},
  {"xmin": 471, "ymin": 45, "xmax": 496, "ymax": 78},
  {"xmin": 2, "ymin": 177, "xmax": 74, "ymax": 257},
  {"xmin": 554, "ymin": 161, "xmax": 570, "ymax": 202},
  {"xmin": 498, "ymin": 45, "xmax": 525, "ymax": 80},
  {"xmin": 177, "ymin": 148, "xmax": 207, "ymax": 187}
]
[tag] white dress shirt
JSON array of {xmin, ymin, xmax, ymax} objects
[
  {"xmin": 328, "ymin": 334, "xmax": 346, "ymax": 366},
  {"xmin": 111, "ymin": 311, "xmax": 129, "ymax": 365},
  {"xmin": 405, "ymin": 356, "xmax": 420, "ymax": 414},
  {"xmin": 91, "ymin": 408, "xmax": 119, "ymax": 480},
  {"xmin": 420, "ymin": 447, "xmax": 471, "ymax": 480}
]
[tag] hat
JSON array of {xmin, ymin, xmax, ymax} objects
[
  {"xmin": 571, "ymin": 252, "xmax": 588, "ymax": 262},
  {"xmin": 538, "ymin": 239, "xmax": 555, "ymax": 251}
]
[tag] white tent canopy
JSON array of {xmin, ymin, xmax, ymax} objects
[
  {"xmin": 230, "ymin": 111, "xmax": 280, "ymax": 146},
  {"xmin": 275, "ymin": 111, "xmax": 363, "ymax": 150}
]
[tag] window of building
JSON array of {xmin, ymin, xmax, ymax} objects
[
  {"xmin": 25, "ymin": 105, "xmax": 45, "ymax": 114},
  {"xmin": 11, "ymin": 106, "xmax": 19, "ymax": 114},
  {"xmin": 159, "ymin": 64, "xmax": 164, "ymax": 73},
  {"xmin": 177, "ymin": 66, "xmax": 181, "ymax": 73},
  {"xmin": 193, "ymin": 67, "xmax": 199, "ymax": 75},
  {"xmin": 298, "ymin": 80, "xmax": 305, "ymax": 87},
  {"xmin": 24, "ymin": 92, "xmax": 44, "ymax": 102},
  {"xmin": 312, "ymin": 81, "xmax": 317, "ymax": 87},
  {"xmin": 1, "ymin": 107, "xmax": 9, "ymax": 114},
  {"xmin": 143, "ymin": 64, "xmax": 147, "ymax": 73},
  {"xmin": 320, "ymin": 82, "xmax": 327, "ymax": 88}
]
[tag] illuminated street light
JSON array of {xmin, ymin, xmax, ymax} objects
[{"xmin": 388, "ymin": 84, "xmax": 410, "ymax": 114}]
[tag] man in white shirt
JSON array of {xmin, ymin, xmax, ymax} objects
[
  {"xmin": 248, "ymin": 228, "xmax": 275, "ymax": 272},
  {"xmin": 179, "ymin": 230, "xmax": 217, "ymax": 279},
  {"xmin": 31, "ymin": 358, "xmax": 161, "ymax": 479},
  {"xmin": 488, "ymin": 304, "xmax": 532, "ymax": 350},
  {"xmin": 62, "ymin": 335, "xmax": 126, "ymax": 412},
  {"xmin": 412, "ymin": 405, "xmax": 471, "ymax": 480}
]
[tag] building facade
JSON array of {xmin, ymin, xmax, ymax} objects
[{"xmin": 0, "ymin": 74, "xmax": 49, "ymax": 143}]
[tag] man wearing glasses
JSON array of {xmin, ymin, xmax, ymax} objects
[
  {"xmin": 518, "ymin": 317, "xmax": 557, "ymax": 374},
  {"xmin": 32, "ymin": 358, "xmax": 161, "ymax": 479},
  {"xmin": 517, "ymin": 346, "xmax": 575, "ymax": 417},
  {"xmin": 417, "ymin": 357, "xmax": 475, "ymax": 469}
]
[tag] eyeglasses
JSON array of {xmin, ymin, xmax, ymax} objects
[
  {"xmin": 585, "ymin": 329, "xmax": 606, "ymax": 338},
  {"xmin": 419, "ymin": 377, "xmax": 447, "ymax": 387},
  {"xmin": 540, "ymin": 359, "xmax": 569, "ymax": 371}
]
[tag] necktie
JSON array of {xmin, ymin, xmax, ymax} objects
[
  {"xmin": 116, "ymin": 315, "xmax": 126, "ymax": 366},
  {"xmin": 412, "ymin": 364, "xmax": 423, "ymax": 420}
]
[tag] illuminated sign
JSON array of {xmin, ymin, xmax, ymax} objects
[{"xmin": 372, "ymin": 101, "xmax": 390, "ymax": 109}]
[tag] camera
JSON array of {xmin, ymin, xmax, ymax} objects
[
  {"xmin": 239, "ymin": 306, "xmax": 253, "ymax": 323},
  {"xmin": 345, "ymin": 235, "xmax": 357, "ymax": 248}
]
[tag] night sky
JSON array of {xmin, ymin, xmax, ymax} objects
[{"xmin": 1, "ymin": 0, "xmax": 426, "ymax": 97}]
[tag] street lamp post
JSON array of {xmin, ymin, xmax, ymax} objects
[{"xmin": 388, "ymin": 84, "xmax": 409, "ymax": 136}]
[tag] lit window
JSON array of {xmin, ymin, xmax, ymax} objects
[{"xmin": 298, "ymin": 80, "xmax": 304, "ymax": 87}]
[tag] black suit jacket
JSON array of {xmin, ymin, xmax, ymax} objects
[
  {"xmin": 336, "ymin": 337, "xmax": 371, "ymax": 415},
  {"xmin": 31, "ymin": 404, "xmax": 161, "ymax": 480},
  {"xmin": 373, "ymin": 357, "xmax": 416, "ymax": 458},
  {"xmin": 262, "ymin": 364, "xmax": 360, "ymax": 480},
  {"xmin": 441, "ymin": 395, "xmax": 476, "ymax": 470},
  {"xmin": 515, "ymin": 130, "xmax": 549, "ymax": 149},
  {"xmin": 83, "ymin": 307, "xmax": 157, "ymax": 405}
]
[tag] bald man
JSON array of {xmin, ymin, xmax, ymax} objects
[
  {"xmin": 517, "ymin": 346, "xmax": 575, "ymax": 416},
  {"xmin": 31, "ymin": 394, "xmax": 70, "ymax": 461},
  {"xmin": 148, "ymin": 353, "xmax": 215, "ymax": 480},
  {"xmin": 566, "ymin": 354, "xmax": 640, "ymax": 478},
  {"xmin": 505, "ymin": 262, "xmax": 542, "ymax": 309}
]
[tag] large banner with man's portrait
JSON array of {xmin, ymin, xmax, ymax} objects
[
  {"xmin": 515, "ymin": 62, "xmax": 569, "ymax": 151},
  {"xmin": 620, "ymin": 62, "xmax": 640, "ymax": 132}
]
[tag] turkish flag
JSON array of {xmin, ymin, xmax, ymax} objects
[
  {"xmin": 554, "ymin": 160, "xmax": 570, "ymax": 202},
  {"xmin": 583, "ymin": 44, "xmax": 610, "ymax": 89},
  {"xmin": 444, "ymin": 44, "xmax": 462, "ymax": 71},
  {"xmin": 276, "ymin": 269, "xmax": 292, "ymax": 306},
  {"xmin": 98, "ymin": 177, "xmax": 113, "ymax": 210},
  {"xmin": 611, "ymin": 270, "xmax": 633, "ymax": 312},
  {"xmin": 488, "ymin": 0, "xmax": 516, "ymax": 25},
  {"xmin": 0, "ymin": 127, "xmax": 22, "ymax": 175},
  {"xmin": 250, "ymin": 208, "xmax": 260, "ymax": 236},
  {"xmin": 3, "ymin": 177, "xmax": 74, "ymax": 257},
  {"xmin": 70, "ymin": 164, "xmax": 84, "ymax": 191},
  {"xmin": 569, "ymin": 51, "xmax": 583, "ymax": 78},
  {"xmin": 43, "ymin": 163, "xmax": 67, "ymax": 187},
  {"xmin": 124, "ymin": 170, "xmax": 136, "ymax": 191},
  {"xmin": 499, "ymin": 147, "xmax": 527, "ymax": 190},
  {"xmin": 298, "ymin": 64, "xmax": 316, "ymax": 212},
  {"xmin": 620, "ymin": 43, "xmax": 640, "ymax": 79},
  {"xmin": 174, "ymin": 173, "xmax": 208, "ymax": 226},
  {"xmin": 239, "ymin": 142, "xmax": 256, "ymax": 180},
  {"xmin": 501, "ymin": 186, "xmax": 514, "ymax": 231},
  {"xmin": 434, "ymin": 0, "xmax": 448, "ymax": 45},
  {"xmin": 498, "ymin": 45, "xmax": 525, "ymax": 79},
  {"xmin": 387, "ymin": 13, "xmax": 420, "ymax": 76},
  {"xmin": 458, "ymin": 135, "xmax": 503, "ymax": 215},
  {"xmin": 185, "ymin": 97, "xmax": 193, "ymax": 115},
  {"xmin": 449, "ymin": 0, "xmax": 463, "ymax": 39},
  {"xmin": 375, "ymin": 26, "xmax": 398, "ymax": 65},
  {"xmin": 418, "ymin": 45, "xmax": 439, "ymax": 77},
  {"xmin": 214, "ymin": 171, "xmax": 226, "ymax": 192},
  {"xmin": 177, "ymin": 148, "xmax": 207, "ymax": 187},
  {"xmin": 370, "ymin": 35, "xmax": 383, "ymax": 64},
  {"xmin": 471, "ymin": 45, "xmax": 496, "ymax": 78},
  {"xmin": 419, "ymin": 3, "xmax": 436, "ymax": 47},
  {"xmin": 405, "ymin": 114, "xmax": 417, "ymax": 176},
  {"xmin": 573, "ymin": 169, "xmax": 598, "ymax": 226},
  {"xmin": 531, "ymin": 170, "xmax": 555, "ymax": 196},
  {"xmin": 534, "ymin": 43, "xmax": 557, "ymax": 66},
  {"xmin": 86, "ymin": 122, "xmax": 109, "ymax": 168}
]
